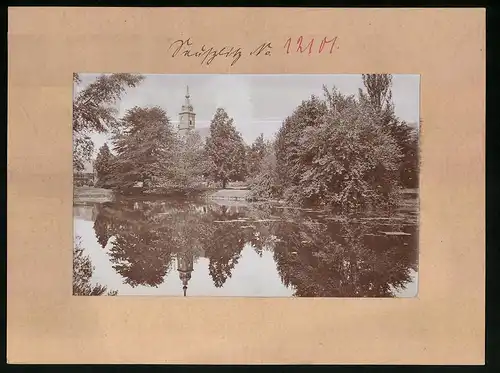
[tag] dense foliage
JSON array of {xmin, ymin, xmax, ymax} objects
[
  {"xmin": 94, "ymin": 143, "xmax": 114, "ymax": 188},
  {"xmin": 204, "ymin": 108, "xmax": 247, "ymax": 189},
  {"xmin": 359, "ymin": 74, "xmax": 419, "ymax": 189},
  {"xmin": 109, "ymin": 106, "xmax": 178, "ymax": 193},
  {"xmin": 94, "ymin": 106, "xmax": 207, "ymax": 195},
  {"xmin": 248, "ymin": 141, "xmax": 281, "ymax": 200},
  {"xmin": 246, "ymin": 133, "xmax": 266, "ymax": 178},
  {"xmin": 73, "ymin": 73, "xmax": 144, "ymax": 172},
  {"xmin": 171, "ymin": 130, "xmax": 206, "ymax": 191},
  {"xmin": 251, "ymin": 74, "xmax": 419, "ymax": 211},
  {"xmin": 260, "ymin": 89, "xmax": 400, "ymax": 210},
  {"xmin": 77, "ymin": 74, "xmax": 418, "ymax": 209}
]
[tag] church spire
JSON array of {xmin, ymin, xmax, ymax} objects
[
  {"xmin": 184, "ymin": 85, "xmax": 191, "ymax": 107},
  {"xmin": 177, "ymin": 251, "xmax": 194, "ymax": 297},
  {"xmin": 179, "ymin": 85, "xmax": 196, "ymax": 134}
]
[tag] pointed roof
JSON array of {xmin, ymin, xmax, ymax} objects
[
  {"xmin": 180, "ymin": 85, "xmax": 194, "ymax": 114},
  {"xmin": 179, "ymin": 272, "xmax": 191, "ymax": 297}
]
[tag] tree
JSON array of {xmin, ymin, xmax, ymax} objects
[
  {"xmin": 359, "ymin": 74, "xmax": 419, "ymax": 189},
  {"xmin": 249, "ymin": 141, "xmax": 281, "ymax": 200},
  {"xmin": 359, "ymin": 74, "xmax": 394, "ymax": 121},
  {"xmin": 94, "ymin": 143, "xmax": 114, "ymax": 188},
  {"xmin": 171, "ymin": 130, "xmax": 207, "ymax": 191},
  {"xmin": 204, "ymin": 108, "xmax": 247, "ymax": 189},
  {"xmin": 302, "ymin": 87, "xmax": 402, "ymax": 209},
  {"xmin": 255, "ymin": 88, "xmax": 402, "ymax": 211},
  {"xmin": 110, "ymin": 106, "xmax": 177, "ymax": 193},
  {"xmin": 247, "ymin": 133, "xmax": 266, "ymax": 178},
  {"xmin": 274, "ymin": 95, "xmax": 328, "ymax": 198},
  {"xmin": 72, "ymin": 73, "xmax": 144, "ymax": 172},
  {"xmin": 400, "ymin": 129, "xmax": 419, "ymax": 188}
]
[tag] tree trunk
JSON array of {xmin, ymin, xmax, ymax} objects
[{"xmin": 222, "ymin": 179, "xmax": 227, "ymax": 189}]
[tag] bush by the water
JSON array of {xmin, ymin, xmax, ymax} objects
[{"xmin": 251, "ymin": 82, "xmax": 417, "ymax": 211}]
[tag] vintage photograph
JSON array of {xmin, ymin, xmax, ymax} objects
[{"xmin": 73, "ymin": 73, "xmax": 420, "ymax": 297}]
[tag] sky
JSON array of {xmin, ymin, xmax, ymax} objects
[{"xmin": 76, "ymin": 73, "xmax": 420, "ymax": 159}]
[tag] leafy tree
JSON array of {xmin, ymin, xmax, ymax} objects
[
  {"xmin": 400, "ymin": 129, "xmax": 419, "ymax": 188},
  {"xmin": 73, "ymin": 236, "xmax": 118, "ymax": 296},
  {"xmin": 249, "ymin": 141, "xmax": 281, "ymax": 200},
  {"xmin": 263, "ymin": 88, "xmax": 401, "ymax": 210},
  {"xmin": 300, "ymin": 87, "xmax": 402, "ymax": 210},
  {"xmin": 73, "ymin": 134, "xmax": 94, "ymax": 174},
  {"xmin": 359, "ymin": 74, "xmax": 394, "ymax": 122},
  {"xmin": 73, "ymin": 73, "xmax": 144, "ymax": 172},
  {"xmin": 204, "ymin": 108, "xmax": 247, "ymax": 189},
  {"xmin": 171, "ymin": 130, "xmax": 207, "ymax": 191},
  {"xmin": 247, "ymin": 133, "xmax": 266, "ymax": 178},
  {"xmin": 274, "ymin": 95, "xmax": 328, "ymax": 197},
  {"xmin": 94, "ymin": 143, "xmax": 114, "ymax": 188},
  {"xmin": 359, "ymin": 74, "xmax": 419, "ymax": 189},
  {"xmin": 110, "ymin": 106, "xmax": 177, "ymax": 193}
]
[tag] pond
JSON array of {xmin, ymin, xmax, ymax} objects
[{"xmin": 73, "ymin": 196, "xmax": 419, "ymax": 297}]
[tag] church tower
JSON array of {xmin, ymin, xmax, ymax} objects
[
  {"xmin": 178, "ymin": 85, "xmax": 196, "ymax": 136},
  {"xmin": 176, "ymin": 251, "xmax": 194, "ymax": 297}
]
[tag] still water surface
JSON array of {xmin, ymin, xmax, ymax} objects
[{"xmin": 73, "ymin": 197, "xmax": 418, "ymax": 297}]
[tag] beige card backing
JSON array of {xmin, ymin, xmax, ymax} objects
[{"xmin": 7, "ymin": 7, "xmax": 485, "ymax": 364}]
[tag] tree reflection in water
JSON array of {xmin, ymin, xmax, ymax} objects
[
  {"xmin": 201, "ymin": 205, "xmax": 246, "ymax": 288},
  {"xmin": 102, "ymin": 200, "xmax": 177, "ymax": 287},
  {"xmin": 73, "ymin": 236, "xmax": 118, "ymax": 296},
  {"xmin": 87, "ymin": 197, "xmax": 418, "ymax": 297},
  {"xmin": 272, "ymin": 214, "xmax": 418, "ymax": 297}
]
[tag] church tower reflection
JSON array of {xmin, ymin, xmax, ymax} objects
[{"xmin": 177, "ymin": 251, "xmax": 194, "ymax": 296}]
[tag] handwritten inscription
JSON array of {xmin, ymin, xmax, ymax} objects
[
  {"xmin": 168, "ymin": 38, "xmax": 244, "ymax": 67},
  {"xmin": 168, "ymin": 37, "xmax": 338, "ymax": 66},
  {"xmin": 250, "ymin": 42, "xmax": 272, "ymax": 56},
  {"xmin": 284, "ymin": 36, "xmax": 338, "ymax": 55}
]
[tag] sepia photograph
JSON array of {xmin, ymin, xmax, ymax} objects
[{"xmin": 73, "ymin": 73, "xmax": 420, "ymax": 298}]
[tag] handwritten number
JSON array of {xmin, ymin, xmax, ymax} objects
[
  {"xmin": 284, "ymin": 38, "xmax": 291, "ymax": 54},
  {"xmin": 319, "ymin": 37, "xmax": 337, "ymax": 54},
  {"xmin": 319, "ymin": 39, "xmax": 325, "ymax": 53},
  {"xmin": 296, "ymin": 36, "xmax": 314, "ymax": 55},
  {"xmin": 296, "ymin": 36, "xmax": 303, "ymax": 53},
  {"xmin": 285, "ymin": 36, "xmax": 338, "ymax": 55}
]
